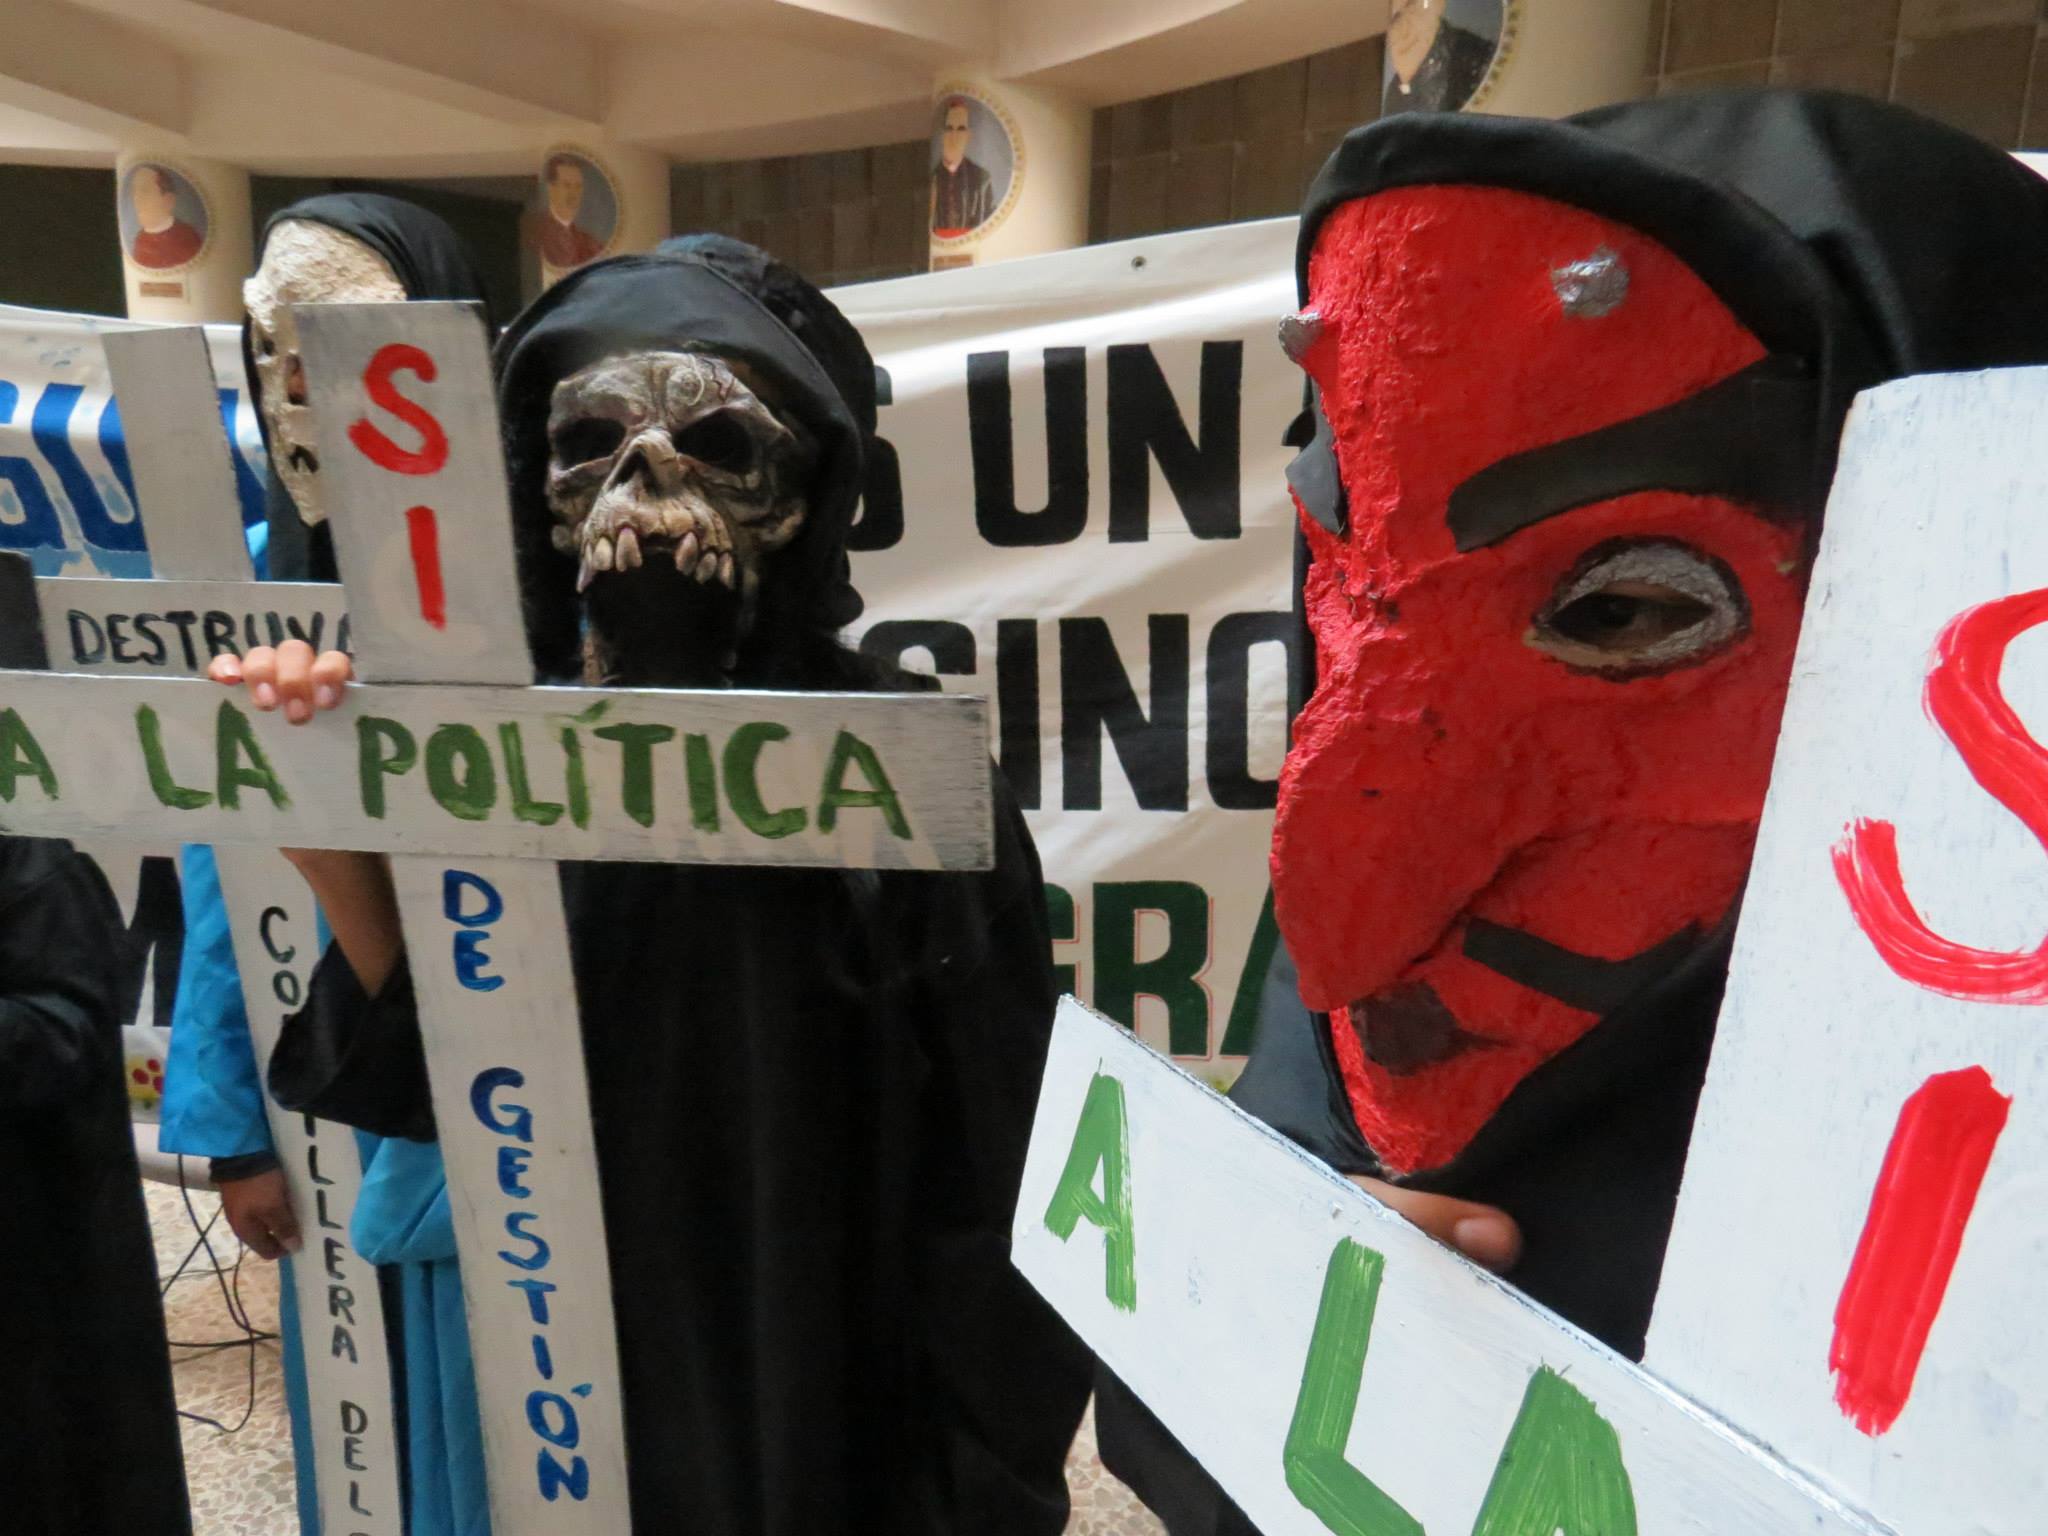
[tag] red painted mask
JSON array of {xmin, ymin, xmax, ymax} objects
[{"xmin": 1273, "ymin": 186, "xmax": 1812, "ymax": 1175}]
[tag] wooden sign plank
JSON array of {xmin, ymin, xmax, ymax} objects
[
  {"xmin": 37, "ymin": 576, "xmax": 347, "ymax": 675},
  {"xmin": 293, "ymin": 299, "xmax": 629, "ymax": 1536},
  {"xmin": 1646, "ymin": 367, "xmax": 2048, "ymax": 1536},
  {"xmin": 294, "ymin": 302, "xmax": 530, "ymax": 688},
  {"xmin": 98, "ymin": 326, "xmax": 405, "ymax": 1536},
  {"xmin": 0, "ymin": 668, "xmax": 992, "ymax": 869},
  {"xmin": 1013, "ymin": 1000, "xmax": 1887, "ymax": 1536}
]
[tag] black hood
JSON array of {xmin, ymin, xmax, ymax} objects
[
  {"xmin": 1298, "ymin": 90, "xmax": 2048, "ymax": 525},
  {"xmin": 244, "ymin": 193, "xmax": 493, "ymax": 581},
  {"xmin": 493, "ymin": 250, "xmax": 868, "ymax": 684}
]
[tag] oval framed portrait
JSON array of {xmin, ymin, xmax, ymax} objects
[
  {"xmin": 536, "ymin": 146, "xmax": 623, "ymax": 279},
  {"xmin": 1381, "ymin": 0, "xmax": 1521, "ymax": 117},
  {"xmin": 928, "ymin": 85, "xmax": 1025, "ymax": 255},
  {"xmin": 118, "ymin": 160, "xmax": 213, "ymax": 275}
]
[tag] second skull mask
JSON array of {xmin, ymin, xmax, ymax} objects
[{"xmin": 545, "ymin": 350, "xmax": 815, "ymax": 632}]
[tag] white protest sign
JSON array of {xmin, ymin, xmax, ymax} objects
[
  {"xmin": 1645, "ymin": 366, "xmax": 2048, "ymax": 1534},
  {"xmin": 39, "ymin": 576, "xmax": 347, "ymax": 674},
  {"xmin": 0, "ymin": 670, "xmax": 991, "ymax": 868},
  {"xmin": 96, "ymin": 325, "xmax": 403, "ymax": 1536},
  {"xmin": 1014, "ymin": 1000, "xmax": 1884, "ymax": 1536}
]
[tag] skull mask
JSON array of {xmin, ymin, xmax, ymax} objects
[
  {"xmin": 545, "ymin": 351, "xmax": 814, "ymax": 639},
  {"xmin": 243, "ymin": 220, "xmax": 407, "ymax": 524}
]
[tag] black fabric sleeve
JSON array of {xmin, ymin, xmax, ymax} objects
[
  {"xmin": 209, "ymin": 1150, "xmax": 282, "ymax": 1183},
  {"xmin": 0, "ymin": 838, "xmax": 126, "ymax": 1111},
  {"xmin": 911, "ymin": 771, "xmax": 1094, "ymax": 1534},
  {"xmin": 266, "ymin": 946, "xmax": 438, "ymax": 1142}
]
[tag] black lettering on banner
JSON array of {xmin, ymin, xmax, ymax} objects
[
  {"xmin": 1206, "ymin": 611, "xmax": 1295, "ymax": 810},
  {"xmin": 283, "ymin": 612, "xmax": 328, "ymax": 651},
  {"xmin": 111, "ymin": 855, "xmax": 185, "ymax": 1030},
  {"xmin": 969, "ymin": 349, "xmax": 1090, "ymax": 546},
  {"xmin": 848, "ymin": 364, "xmax": 904, "ymax": 553},
  {"xmin": 859, "ymin": 620, "xmax": 976, "ymax": 680},
  {"xmin": 997, "ymin": 619, "xmax": 1041, "ymax": 810},
  {"xmin": 201, "ymin": 610, "xmax": 236, "ymax": 657},
  {"xmin": 1060, "ymin": 615, "xmax": 1189, "ymax": 811},
  {"xmin": 1107, "ymin": 342, "xmax": 1243, "ymax": 542}
]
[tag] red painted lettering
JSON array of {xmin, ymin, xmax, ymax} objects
[
  {"xmin": 1830, "ymin": 1067, "xmax": 2011, "ymax": 1435},
  {"xmin": 1834, "ymin": 587, "xmax": 2048, "ymax": 1000},
  {"xmin": 347, "ymin": 343, "xmax": 450, "ymax": 476},
  {"xmin": 406, "ymin": 505, "xmax": 448, "ymax": 630}
]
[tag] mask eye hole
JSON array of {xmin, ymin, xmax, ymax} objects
[
  {"xmin": 1529, "ymin": 538, "xmax": 1749, "ymax": 677},
  {"xmin": 552, "ymin": 417, "xmax": 626, "ymax": 468},
  {"xmin": 674, "ymin": 411, "xmax": 756, "ymax": 474}
]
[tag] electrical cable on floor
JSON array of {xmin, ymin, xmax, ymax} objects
[{"xmin": 161, "ymin": 1154, "xmax": 276, "ymax": 1436}]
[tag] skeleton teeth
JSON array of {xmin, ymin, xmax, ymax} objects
[
  {"xmin": 718, "ymin": 552, "xmax": 735, "ymax": 589},
  {"xmin": 577, "ymin": 554, "xmax": 595, "ymax": 593},
  {"xmin": 616, "ymin": 525, "xmax": 642, "ymax": 570},
  {"xmin": 695, "ymin": 553, "xmax": 717, "ymax": 584},
  {"xmin": 593, "ymin": 535, "xmax": 615, "ymax": 573},
  {"xmin": 676, "ymin": 530, "xmax": 699, "ymax": 574}
]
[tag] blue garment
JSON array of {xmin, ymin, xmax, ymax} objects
[
  {"xmin": 156, "ymin": 520, "xmax": 488, "ymax": 1536},
  {"xmin": 352, "ymin": 1134, "xmax": 491, "ymax": 1536}
]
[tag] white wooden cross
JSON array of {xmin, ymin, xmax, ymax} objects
[
  {"xmin": 0, "ymin": 304, "xmax": 995, "ymax": 1536},
  {"xmin": 1013, "ymin": 368, "xmax": 2048, "ymax": 1535}
]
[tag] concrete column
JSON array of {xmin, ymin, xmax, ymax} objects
[
  {"xmin": 928, "ymin": 73, "xmax": 1092, "ymax": 272},
  {"xmin": 114, "ymin": 149, "xmax": 253, "ymax": 322},
  {"xmin": 532, "ymin": 140, "xmax": 672, "ymax": 290}
]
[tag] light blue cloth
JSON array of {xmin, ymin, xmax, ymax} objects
[{"xmin": 157, "ymin": 518, "xmax": 489, "ymax": 1535}]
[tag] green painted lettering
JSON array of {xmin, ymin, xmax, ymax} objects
[
  {"xmin": 683, "ymin": 733, "xmax": 719, "ymax": 832},
  {"xmin": 1284, "ymin": 1239, "xmax": 1423, "ymax": 1536},
  {"xmin": 135, "ymin": 705, "xmax": 210, "ymax": 810},
  {"xmin": 595, "ymin": 722, "xmax": 675, "ymax": 828},
  {"xmin": 0, "ymin": 708, "xmax": 59, "ymax": 802},
  {"xmin": 816, "ymin": 730, "xmax": 911, "ymax": 839},
  {"xmin": 498, "ymin": 723, "xmax": 564, "ymax": 825},
  {"xmin": 1469, "ymin": 1368, "xmax": 1637, "ymax": 1536},
  {"xmin": 1041, "ymin": 1071, "xmax": 1136, "ymax": 1312},
  {"xmin": 1095, "ymin": 881, "xmax": 1212, "ymax": 1055},
  {"xmin": 1045, "ymin": 883, "xmax": 1077, "ymax": 994},
  {"xmin": 214, "ymin": 702, "xmax": 289, "ymax": 810},
  {"xmin": 559, "ymin": 726, "xmax": 591, "ymax": 829},
  {"xmin": 1221, "ymin": 886, "xmax": 1281, "ymax": 1055},
  {"xmin": 723, "ymin": 722, "xmax": 807, "ymax": 839},
  {"xmin": 357, "ymin": 717, "xmax": 417, "ymax": 819},
  {"xmin": 425, "ymin": 725, "xmax": 496, "ymax": 821}
]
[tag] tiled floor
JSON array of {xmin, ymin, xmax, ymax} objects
[{"xmin": 146, "ymin": 1179, "xmax": 1163, "ymax": 1536}]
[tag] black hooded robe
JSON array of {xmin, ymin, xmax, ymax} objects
[
  {"xmin": 1098, "ymin": 88, "xmax": 2048, "ymax": 1535},
  {"xmin": 0, "ymin": 835, "xmax": 191, "ymax": 1536},
  {"xmin": 267, "ymin": 251, "xmax": 1094, "ymax": 1534}
]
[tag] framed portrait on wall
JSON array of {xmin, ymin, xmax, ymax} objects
[{"xmin": 1382, "ymin": 0, "xmax": 1520, "ymax": 116}]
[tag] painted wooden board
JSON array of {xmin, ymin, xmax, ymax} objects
[
  {"xmin": 0, "ymin": 669, "xmax": 992, "ymax": 869},
  {"xmin": 294, "ymin": 301, "xmax": 529, "ymax": 688},
  {"xmin": 1014, "ymin": 999, "xmax": 1887, "ymax": 1536},
  {"xmin": 37, "ymin": 576, "xmax": 348, "ymax": 674},
  {"xmin": 1645, "ymin": 367, "xmax": 2048, "ymax": 1534},
  {"xmin": 295, "ymin": 298, "xmax": 630, "ymax": 1536},
  {"xmin": 100, "ymin": 324, "xmax": 405, "ymax": 1536},
  {"xmin": 218, "ymin": 850, "xmax": 405, "ymax": 1536}
]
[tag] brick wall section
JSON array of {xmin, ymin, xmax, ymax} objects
[
  {"xmin": 671, "ymin": 141, "xmax": 928, "ymax": 290},
  {"xmin": 1090, "ymin": 37, "xmax": 1387, "ymax": 242},
  {"xmin": 1652, "ymin": 0, "xmax": 2048, "ymax": 149},
  {"xmin": 668, "ymin": 5, "xmax": 2048, "ymax": 289}
]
